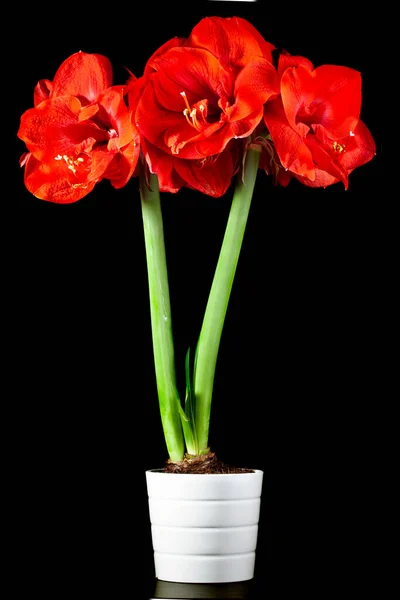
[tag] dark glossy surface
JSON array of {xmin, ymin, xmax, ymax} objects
[{"xmin": 150, "ymin": 578, "xmax": 257, "ymax": 599}]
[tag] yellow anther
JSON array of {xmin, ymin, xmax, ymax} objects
[
  {"xmin": 183, "ymin": 108, "xmax": 192, "ymax": 127},
  {"xmin": 180, "ymin": 92, "xmax": 202, "ymax": 131},
  {"xmin": 53, "ymin": 153, "xmax": 86, "ymax": 175},
  {"xmin": 190, "ymin": 108, "xmax": 201, "ymax": 130},
  {"xmin": 199, "ymin": 104, "xmax": 207, "ymax": 122},
  {"xmin": 333, "ymin": 141, "xmax": 346, "ymax": 154}
]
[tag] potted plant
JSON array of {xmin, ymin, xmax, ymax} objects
[{"xmin": 17, "ymin": 15, "xmax": 376, "ymax": 585}]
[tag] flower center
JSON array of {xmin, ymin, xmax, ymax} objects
[
  {"xmin": 180, "ymin": 91, "xmax": 207, "ymax": 131},
  {"xmin": 54, "ymin": 154, "xmax": 85, "ymax": 174},
  {"xmin": 332, "ymin": 141, "xmax": 346, "ymax": 154},
  {"xmin": 54, "ymin": 152, "xmax": 90, "ymax": 178}
]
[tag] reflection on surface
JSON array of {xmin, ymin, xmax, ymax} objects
[{"xmin": 150, "ymin": 578, "xmax": 256, "ymax": 599}]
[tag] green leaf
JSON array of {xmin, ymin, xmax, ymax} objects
[
  {"xmin": 183, "ymin": 347, "xmax": 198, "ymax": 454},
  {"xmin": 193, "ymin": 147, "xmax": 260, "ymax": 452},
  {"xmin": 184, "ymin": 348, "xmax": 192, "ymax": 416},
  {"xmin": 140, "ymin": 171, "xmax": 184, "ymax": 462},
  {"xmin": 175, "ymin": 389, "xmax": 189, "ymax": 422}
]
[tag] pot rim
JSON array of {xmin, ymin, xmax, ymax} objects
[{"xmin": 146, "ymin": 468, "xmax": 263, "ymax": 476}]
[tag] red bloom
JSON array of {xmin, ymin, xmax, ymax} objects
[
  {"xmin": 130, "ymin": 16, "xmax": 278, "ymax": 197},
  {"xmin": 263, "ymin": 52, "xmax": 376, "ymax": 188},
  {"xmin": 18, "ymin": 52, "xmax": 140, "ymax": 203},
  {"xmin": 142, "ymin": 136, "xmax": 240, "ymax": 198}
]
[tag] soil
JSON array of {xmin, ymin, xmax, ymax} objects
[{"xmin": 164, "ymin": 451, "xmax": 254, "ymax": 474}]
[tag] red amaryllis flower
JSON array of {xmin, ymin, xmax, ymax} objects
[
  {"xmin": 130, "ymin": 16, "xmax": 278, "ymax": 197},
  {"xmin": 263, "ymin": 52, "xmax": 376, "ymax": 189},
  {"xmin": 18, "ymin": 52, "xmax": 140, "ymax": 203},
  {"xmin": 141, "ymin": 136, "xmax": 240, "ymax": 198}
]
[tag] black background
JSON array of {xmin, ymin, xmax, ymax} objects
[{"xmin": 8, "ymin": 1, "xmax": 384, "ymax": 597}]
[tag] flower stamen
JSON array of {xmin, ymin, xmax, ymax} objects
[
  {"xmin": 183, "ymin": 108, "xmax": 192, "ymax": 127},
  {"xmin": 180, "ymin": 91, "xmax": 191, "ymax": 113},
  {"xmin": 54, "ymin": 153, "xmax": 87, "ymax": 176},
  {"xmin": 180, "ymin": 91, "xmax": 203, "ymax": 131},
  {"xmin": 333, "ymin": 141, "xmax": 346, "ymax": 154},
  {"xmin": 190, "ymin": 108, "xmax": 201, "ymax": 130}
]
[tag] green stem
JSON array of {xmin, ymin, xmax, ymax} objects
[
  {"xmin": 193, "ymin": 147, "xmax": 261, "ymax": 453},
  {"xmin": 140, "ymin": 171, "xmax": 184, "ymax": 462}
]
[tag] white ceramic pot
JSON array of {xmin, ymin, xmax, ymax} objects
[{"xmin": 146, "ymin": 469, "xmax": 263, "ymax": 584}]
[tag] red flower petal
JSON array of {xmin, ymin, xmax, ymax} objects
[
  {"xmin": 136, "ymin": 80, "xmax": 199, "ymax": 156},
  {"xmin": 83, "ymin": 148, "xmax": 115, "ymax": 183},
  {"xmin": 142, "ymin": 137, "xmax": 238, "ymax": 197},
  {"xmin": 127, "ymin": 75, "xmax": 147, "ymax": 116},
  {"xmin": 233, "ymin": 17, "xmax": 275, "ymax": 62},
  {"xmin": 96, "ymin": 87, "xmax": 134, "ymax": 150},
  {"xmin": 175, "ymin": 142, "xmax": 238, "ymax": 197},
  {"xmin": 51, "ymin": 52, "xmax": 113, "ymax": 102},
  {"xmin": 264, "ymin": 98, "xmax": 315, "ymax": 180},
  {"xmin": 311, "ymin": 65, "xmax": 362, "ymax": 138},
  {"xmin": 189, "ymin": 123, "xmax": 237, "ymax": 157},
  {"xmin": 18, "ymin": 96, "xmax": 108, "ymax": 163},
  {"xmin": 142, "ymin": 138, "xmax": 186, "ymax": 193},
  {"xmin": 18, "ymin": 96, "xmax": 80, "ymax": 161},
  {"xmin": 280, "ymin": 65, "xmax": 315, "ymax": 137},
  {"xmin": 305, "ymin": 134, "xmax": 349, "ymax": 187},
  {"xmin": 78, "ymin": 103, "xmax": 99, "ymax": 122},
  {"xmin": 230, "ymin": 108, "xmax": 264, "ymax": 139},
  {"xmin": 281, "ymin": 63, "xmax": 362, "ymax": 140},
  {"xmin": 339, "ymin": 120, "xmax": 376, "ymax": 172},
  {"xmin": 230, "ymin": 58, "xmax": 279, "ymax": 122},
  {"xmin": 149, "ymin": 47, "xmax": 225, "ymax": 112},
  {"xmin": 137, "ymin": 45, "xmax": 275, "ymax": 160},
  {"xmin": 145, "ymin": 37, "xmax": 186, "ymax": 76},
  {"xmin": 276, "ymin": 169, "xmax": 293, "ymax": 187},
  {"xmin": 137, "ymin": 77, "xmax": 235, "ymax": 159},
  {"xmin": 294, "ymin": 120, "xmax": 376, "ymax": 189},
  {"xmin": 278, "ymin": 51, "xmax": 314, "ymax": 78},
  {"xmin": 34, "ymin": 79, "xmax": 53, "ymax": 106},
  {"xmin": 295, "ymin": 169, "xmax": 339, "ymax": 188},
  {"xmin": 186, "ymin": 16, "xmax": 270, "ymax": 68},
  {"xmin": 104, "ymin": 138, "xmax": 141, "ymax": 188},
  {"xmin": 22, "ymin": 153, "xmax": 97, "ymax": 203}
]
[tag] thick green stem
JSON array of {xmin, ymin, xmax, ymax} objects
[
  {"xmin": 193, "ymin": 148, "xmax": 261, "ymax": 453},
  {"xmin": 140, "ymin": 171, "xmax": 184, "ymax": 462}
]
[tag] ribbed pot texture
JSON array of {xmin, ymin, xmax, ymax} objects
[{"xmin": 146, "ymin": 469, "xmax": 263, "ymax": 583}]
